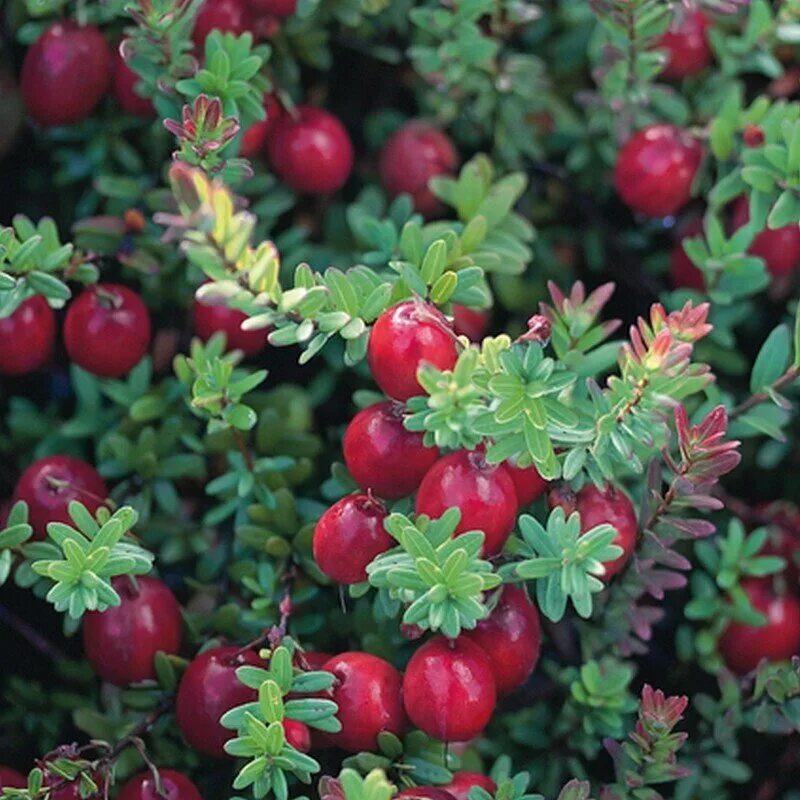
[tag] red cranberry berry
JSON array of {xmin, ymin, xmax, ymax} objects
[
  {"xmin": 731, "ymin": 195, "xmax": 800, "ymax": 278},
  {"xmin": 614, "ymin": 125, "xmax": 703, "ymax": 218},
  {"xmin": 111, "ymin": 46, "xmax": 155, "ymax": 118},
  {"xmin": 367, "ymin": 301, "xmax": 459, "ymax": 402},
  {"xmin": 248, "ymin": 0, "xmax": 297, "ymax": 18},
  {"xmin": 416, "ymin": 450, "xmax": 519, "ymax": 557},
  {"xmin": 452, "ymin": 305, "xmax": 490, "ymax": 342},
  {"xmin": 669, "ymin": 217, "xmax": 705, "ymax": 291},
  {"xmin": 64, "ymin": 283, "xmax": 151, "ymax": 378},
  {"xmin": 549, "ymin": 484, "xmax": 638, "ymax": 579},
  {"xmin": 282, "ymin": 719, "xmax": 311, "ymax": 752},
  {"xmin": 193, "ymin": 0, "xmax": 254, "ymax": 48},
  {"xmin": 0, "ymin": 767, "xmax": 26, "ymax": 789},
  {"xmin": 719, "ymin": 579, "xmax": 800, "ymax": 675},
  {"xmin": 343, "ymin": 402, "xmax": 439, "ymax": 500},
  {"xmin": 82, "ymin": 576, "xmax": 182, "ymax": 686},
  {"xmin": 266, "ymin": 106, "xmax": 353, "ymax": 194},
  {"xmin": 12, "ymin": 455, "xmax": 108, "ymax": 540},
  {"xmin": 21, "ymin": 22, "xmax": 111, "ymax": 127},
  {"xmin": 322, "ymin": 652, "xmax": 407, "ymax": 752},
  {"xmin": 117, "ymin": 769, "xmax": 202, "ymax": 800},
  {"xmin": 193, "ymin": 287, "xmax": 266, "ymax": 357},
  {"xmin": 0, "ymin": 295, "xmax": 56, "ymax": 376},
  {"xmin": 176, "ymin": 646, "xmax": 263, "ymax": 757},
  {"xmin": 758, "ymin": 502, "xmax": 800, "ymax": 587},
  {"xmin": 463, "ymin": 585, "xmax": 541, "ymax": 696},
  {"xmin": 402, "ymin": 636, "xmax": 496, "ymax": 743},
  {"xmin": 503, "ymin": 461, "xmax": 548, "ymax": 506},
  {"xmin": 313, "ymin": 494, "xmax": 392, "ymax": 584},
  {"xmin": 742, "ymin": 124, "xmax": 765, "ymax": 148},
  {"xmin": 396, "ymin": 790, "xmax": 457, "ymax": 800},
  {"xmin": 378, "ymin": 121, "xmax": 458, "ymax": 218},
  {"xmin": 656, "ymin": 10, "xmax": 712, "ymax": 80},
  {"xmin": 239, "ymin": 94, "xmax": 284, "ymax": 158},
  {"xmin": 442, "ymin": 773, "xmax": 497, "ymax": 800}
]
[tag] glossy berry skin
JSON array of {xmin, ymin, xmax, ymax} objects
[
  {"xmin": 669, "ymin": 217, "xmax": 705, "ymax": 291},
  {"xmin": 283, "ymin": 719, "xmax": 311, "ymax": 753},
  {"xmin": 117, "ymin": 769, "xmax": 202, "ymax": 800},
  {"xmin": 322, "ymin": 652, "xmax": 407, "ymax": 752},
  {"xmin": 0, "ymin": 295, "xmax": 56, "ymax": 376},
  {"xmin": 378, "ymin": 121, "xmax": 458, "ymax": 218},
  {"xmin": 193, "ymin": 292, "xmax": 266, "ymax": 357},
  {"xmin": 0, "ymin": 767, "xmax": 26, "ymax": 789},
  {"xmin": 343, "ymin": 402, "xmax": 439, "ymax": 500},
  {"xmin": 614, "ymin": 125, "xmax": 703, "ymax": 218},
  {"xmin": 193, "ymin": 0, "xmax": 253, "ymax": 48},
  {"xmin": 731, "ymin": 195, "xmax": 800, "ymax": 278},
  {"xmin": 248, "ymin": 0, "xmax": 297, "ymax": 17},
  {"xmin": 313, "ymin": 494, "xmax": 392, "ymax": 584},
  {"xmin": 82, "ymin": 575, "xmax": 182, "ymax": 686},
  {"xmin": 176, "ymin": 646, "xmax": 263, "ymax": 757},
  {"xmin": 13, "ymin": 455, "xmax": 108, "ymax": 540},
  {"xmin": 367, "ymin": 301, "xmax": 459, "ymax": 402},
  {"xmin": 656, "ymin": 10, "xmax": 712, "ymax": 80},
  {"xmin": 402, "ymin": 636, "xmax": 496, "ymax": 743},
  {"xmin": 112, "ymin": 47, "xmax": 155, "ymax": 118},
  {"xmin": 719, "ymin": 579, "xmax": 800, "ymax": 675},
  {"xmin": 452, "ymin": 305, "xmax": 489, "ymax": 342},
  {"xmin": 21, "ymin": 22, "xmax": 111, "ymax": 127},
  {"xmin": 442, "ymin": 772, "xmax": 497, "ymax": 800},
  {"xmin": 267, "ymin": 106, "xmax": 353, "ymax": 194},
  {"xmin": 396, "ymin": 790, "xmax": 457, "ymax": 800},
  {"xmin": 64, "ymin": 283, "xmax": 151, "ymax": 378},
  {"xmin": 463, "ymin": 585, "xmax": 541, "ymax": 696},
  {"xmin": 503, "ymin": 461, "xmax": 548, "ymax": 507},
  {"xmin": 416, "ymin": 450, "xmax": 519, "ymax": 557}
]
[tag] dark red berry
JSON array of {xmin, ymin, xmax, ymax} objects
[
  {"xmin": 396, "ymin": 789, "xmax": 457, "ymax": 800},
  {"xmin": 503, "ymin": 461, "xmax": 548, "ymax": 507},
  {"xmin": 322, "ymin": 651, "xmax": 407, "ymax": 752},
  {"xmin": 313, "ymin": 494, "xmax": 392, "ymax": 584},
  {"xmin": 0, "ymin": 295, "xmax": 56, "ymax": 376},
  {"xmin": 193, "ymin": 286, "xmax": 266, "ymax": 357},
  {"xmin": 452, "ymin": 305, "xmax": 489, "ymax": 342},
  {"xmin": 656, "ymin": 10, "xmax": 712, "ymax": 80},
  {"xmin": 731, "ymin": 195, "xmax": 800, "ymax": 278},
  {"xmin": 367, "ymin": 301, "xmax": 459, "ymax": 402},
  {"xmin": 176, "ymin": 646, "xmax": 263, "ymax": 757},
  {"xmin": 742, "ymin": 123, "xmax": 765, "ymax": 148},
  {"xmin": 82, "ymin": 576, "xmax": 182, "ymax": 686},
  {"xmin": 719, "ymin": 579, "xmax": 800, "ymax": 675},
  {"xmin": 757, "ymin": 502, "xmax": 800, "ymax": 587},
  {"xmin": 343, "ymin": 402, "xmax": 439, "ymax": 500},
  {"xmin": 669, "ymin": 217, "xmax": 705, "ymax": 291},
  {"xmin": 111, "ymin": 45, "xmax": 155, "ymax": 118},
  {"xmin": 462, "ymin": 585, "xmax": 541, "ymax": 696},
  {"xmin": 416, "ymin": 450, "xmax": 518, "ymax": 557},
  {"xmin": 12, "ymin": 455, "xmax": 108, "ymax": 540},
  {"xmin": 0, "ymin": 767, "xmax": 26, "ymax": 789},
  {"xmin": 614, "ymin": 125, "xmax": 703, "ymax": 218},
  {"xmin": 193, "ymin": 0, "xmax": 254, "ymax": 48},
  {"xmin": 21, "ymin": 22, "xmax": 111, "ymax": 127},
  {"xmin": 378, "ymin": 121, "xmax": 458, "ymax": 218},
  {"xmin": 64, "ymin": 283, "xmax": 151, "ymax": 378},
  {"xmin": 266, "ymin": 106, "xmax": 353, "ymax": 194},
  {"xmin": 402, "ymin": 636, "xmax": 496, "ymax": 743},
  {"xmin": 442, "ymin": 772, "xmax": 497, "ymax": 800},
  {"xmin": 248, "ymin": 0, "xmax": 297, "ymax": 17},
  {"xmin": 117, "ymin": 769, "xmax": 202, "ymax": 800},
  {"xmin": 283, "ymin": 719, "xmax": 311, "ymax": 752}
]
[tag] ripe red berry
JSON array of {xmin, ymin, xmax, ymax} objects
[
  {"xmin": 378, "ymin": 121, "xmax": 458, "ymax": 218},
  {"xmin": 343, "ymin": 402, "xmax": 439, "ymax": 500},
  {"xmin": 656, "ymin": 10, "xmax": 712, "ymax": 80},
  {"xmin": 742, "ymin": 123, "xmax": 765, "ymax": 148},
  {"xmin": 240, "ymin": 95, "xmax": 284, "ymax": 158},
  {"xmin": 111, "ymin": 46, "xmax": 155, "ymax": 118},
  {"xmin": 452, "ymin": 305, "xmax": 490, "ymax": 342},
  {"xmin": 193, "ymin": 0, "xmax": 254, "ymax": 48},
  {"xmin": 719, "ymin": 579, "xmax": 800, "ymax": 675},
  {"xmin": 82, "ymin": 575, "xmax": 182, "ymax": 686},
  {"xmin": 462, "ymin": 585, "xmax": 541, "ymax": 696},
  {"xmin": 396, "ymin": 789, "xmax": 457, "ymax": 800},
  {"xmin": 0, "ymin": 295, "xmax": 56, "ymax": 376},
  {"xmin": 757, "ymin": 502, "xmax": 800, "ymax": 587},
  {"xmin": 442, "ymin": 772, "xmax": 497, "ymax": 800},
  {"xmin": 367, "ymin": 301, "xmax": 459, "ymax": 402},
  {"xmin": 0, "ymin": 767, "xmax": 26, "ymax": 789},
  {"xmin": 503, "ymin": 461, "xmax": 548, "ymax": 507},
  {"xmin": 731, "ymin": 195, "xmax": 800, "ymax": 278},
  {"xmin": 282, "ymin": 719, "xmax": 311, "ymax": 752},
  {"xmin": 176, "ymin": 646, "xmax": 263, "ymax": 757},
  {"xmin": 12, "ymin": 455, "xmax": 108, "ymax": 540},
  {"xmin": 416, "ymin": 450, "xmax": 518, "ymax": 557},
  {"xmin": 117, "ymin": 769, "xmax": 202, "ymax": 800},
  {"xmin": 266, "ymin": 106, "xmax": 353, "ymax": 194},
  {"xmin": 248, "ymin": 0, "xmax": 297, "ymax": 17},
  {"xmin": 193, "ymin": 288, "xmax": 266, "ymax": 357},
  {"xmin": 402, "ymin": 636, "xmax": 496, "ymax": 742},
  {"xmin": 614, "ymin": 125, "xmax": 703, "ymax": 218},
  {"xmin": 313, "ymin": 494, "xmax": 392, "ymax": 584},
  {"xmin": 64, "ymin": 283, "xmax": 151, "ymax": 378},
  {"xmin": 669, "ymin": 217, "xmax": 705, "ymax": 291},
  {"xmin": 21, "ymin": 22, "xmax": 111, "ymax": 127},
  {"xmin": 322, "ymin": 651, "xmax": 407, "ymax": 752}
]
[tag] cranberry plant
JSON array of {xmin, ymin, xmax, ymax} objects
[{"xmin": 1, "ymin": 0, "xmax": 800, "ymax": 799}]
